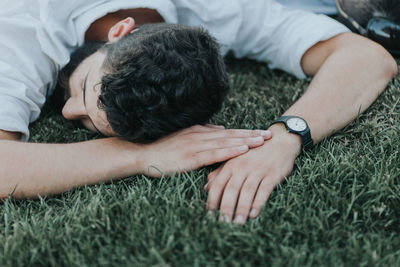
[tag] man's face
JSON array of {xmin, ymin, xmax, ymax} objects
[{"xmin": 61, "ymin": 50, "xmax": 116, "ymax": 136}]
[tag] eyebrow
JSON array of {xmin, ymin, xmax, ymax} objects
[
  {"xmin": 83, "ymin": 73, "xmax": 89, "ymax": 106},
  {"xmin": 82, "ymin": 72, "xmax": 105, "ymax": 136}
]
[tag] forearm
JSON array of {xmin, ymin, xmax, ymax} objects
[
  {"xmin": 0, "ymin": 138, "xmax": 142, "ymax": 198},
  {"xmin": 0, "ymin": 130, "xmax": 21, "ymax": 141},
  {"xmin": 205, "ymin": 34, "xmax": 398, "ymax": 223},
  {"xmin": 282, "ymin": 33, "xmax": 398, "ymax": 143},
  {"xmin": 0, "ymin": 125, "xmax": 270, "ymax": 198}
]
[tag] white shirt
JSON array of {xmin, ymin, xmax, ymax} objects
[
  {"xmin": 276, "ymin": 0, "xmax": 338, "ymax": 14},
  {"xmin": 0, "ymin": 0, "xmax": 349, "ymax": 140}
]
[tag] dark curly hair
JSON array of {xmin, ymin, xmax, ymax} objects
[{"xmin": 98, "ymin": 23, "xmax": 229, "ymax": 143}]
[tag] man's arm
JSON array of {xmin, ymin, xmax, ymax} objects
[
  {"xmin": 205, "ymin": 32, "xmax": 398, "ymax": 224},
  {"xmin": 0, "ymin": 126, "xmax": 271, "ymax": 199},
  {"xmin": 0, "ymin": 130, "xmax": 20, "ymax": 141}
]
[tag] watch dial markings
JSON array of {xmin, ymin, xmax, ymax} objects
[{"xmin": 287, "ymin": 118, "xmax": 307, "ymax": 131}]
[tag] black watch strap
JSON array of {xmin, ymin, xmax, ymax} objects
[{"xmin": 271, "ymin": 116, "xmax": 314, "ymax": 150}]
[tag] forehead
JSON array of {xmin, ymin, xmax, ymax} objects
[{"xmin": 69, "ymin": 50, "xmax": 106, "ymax": 86}]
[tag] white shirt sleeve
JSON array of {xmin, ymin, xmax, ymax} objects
[
  {"xmin": 0, "ymin": 0, "xmax": 52, "ymax": 141},
  {"xmin": 171, "ymin": 0, "xmax": 349, "ymax": 79},
  {"xmin": 0, "ymin": 0, "xmax": 177, "ymax": 141},
  {"xmin": 276, "ymin": 0, "xmax": 338, "ymax": 15},
  {"xmin": 230, "ymin": 0, "xmax": 350, "ymax": 79}
]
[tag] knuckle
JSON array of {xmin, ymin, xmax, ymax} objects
[
  {"xmin": 235, "ymin": 205, "xmax": 250, "ymax": 215},
  {"xmin": 208, "ymin": 149, "xmax": 219, "ymax": 159},
  {"xmin": 181, "ymin": 134, "xmax": 196, "ymax": 144},
  {"xmin": 237, "ymin": 160, "xmax": 250, "ymax": 169},
  {"xmin": 207, "ymin": 191, "xmax": 218, "ymax": 203},
  {"xmin": 224, "ymin": 147, "xmax": 236, "ymax": 157},
  {"xmin": 186, "ymin": 153, "xmax": 198, "ymax": 165},
  {"xmin": 207, "ymin": 171, "xmax": 215, "ymax": 180},
  {"xmin": 251, "ymin": 199, "xmax": 263, "ymax": 209},
  {"xmin": 216, "ymin": 139, "xmax": 229, "ymax": 147},
  {"xmin": 255, "ymin": 191, "xmax": 269, "ymax": 204},
  {"xmin": 227, "ymin": 129, "xmax": 240, "ymax": 137},
  {"xmin": 240, "ymin": 184, "xmax": 255, "ymax": 196},
  {"xmin": 181, "ymin": 139, "xmax": 192, "ymax": 147},
  {"xmin": 251, "ymin": 130, "xmax": 261, "ymax": 137},
  {"xmin": 228, "ymin": 180, "xmax": 243, "ymax": 192},
  {"xmin": 220, "ymin": 205, "xmax": 234, "ymax": 215},
  {"xmin": 224, "ymin": 161, "xmax": 237, "ymax": 171},
  {"xmin": 192, "ymin": 125, "xmax": 203, "ymax": 131},
  {"xmin": 253, "ymin": 199, "xmax": 267, "ymax": 210},
  {"xmin": 184, "ymin": 125, "xmax": 203, "ymax": 135},
  {"xmin": 211, "ymin": 179, "xmax": 225, "ymax": 190}
]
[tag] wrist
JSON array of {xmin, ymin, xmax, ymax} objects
[
  {"xmin": 268, "ymin": 123, "xmax": 302, "ymax": 156},
  {"xmin": 106, "ymin": 137, "xmax": 145, "ymax": 177}
]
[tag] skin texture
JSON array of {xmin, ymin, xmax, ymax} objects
[{"xmin": 205, "ymin": 32, "xmax": 398, "ymax": 224}]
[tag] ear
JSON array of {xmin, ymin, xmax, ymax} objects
[{"xmin": 107, "ymin": 17, "xmax": 136, "ymax": 43}]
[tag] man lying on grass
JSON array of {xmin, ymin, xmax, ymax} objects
[{"xmin": 0, "ymin": 1, "xmax": 397, "ymax": 225}]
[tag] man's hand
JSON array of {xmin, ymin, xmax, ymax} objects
[
  {"xmin": 205, "ymin": 33, "xmax": 397, "ymax": 225},
  {"xmin": 0, "ymin": 124, "xmax": 271, "ymax": 198},
  {"xmin": 139, "ymin": 125, "xmax": 272, "ymax": 177},
  {"xmin": 204, "ymin": 124, "xmax": 301, "ymax": 224}
]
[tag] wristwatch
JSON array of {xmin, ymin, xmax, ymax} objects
[{"xmin": 270, "ymin": 116, "xmax": 313, "ymax": 150}]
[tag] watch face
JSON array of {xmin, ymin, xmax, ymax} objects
[{"xmin": 287, "ymin": 118, "xmax": 307, "ymax": 132}]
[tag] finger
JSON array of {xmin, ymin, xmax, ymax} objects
[
  {"xmin": 204, "ymin": 165, "xmax": 224, "ymax": 191},
  {"xmin": 262, "ymin": 130, "xmax": 272, "ymax": 140},
  {"xmin": 179, "ymin": 124, "xmax": 222, "ymax": 135},
  {"xmin": 197, "ymin": 136, "xmax": 265, "ymax": 152},
  {"xmin": 249, "ymin": 177, "xmax": 277, "ymax": 219},
  {"xmin": 198, "ymin": 129, "xmax": 271, "ymax": 140},
  {"xmin": 205, "ymin": 124, "xmax": 225, "ymax": 129},
  {"xmin": 208, "ymin": 164, "xmax": 224, "ymax": 182},
  {"xmin": 196, "ymin": 145, "xmax": 249, "ymax": 167},
  {"xmin": 233, "ymin": 175, "xmax": 263, "ymax": 225},
  {"xmin": 206, "ymin": 168, "xmax": 232, "ymax": 212},
  {"xmin": 218, "ymin": 174, "xmax": 248, "ymax": 223}
]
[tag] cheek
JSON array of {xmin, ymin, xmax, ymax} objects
[{"xmin": 81, "ymin": 118, "xmax": 97, "ymax": 133}]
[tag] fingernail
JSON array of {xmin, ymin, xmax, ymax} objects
[
  {"xmin": 237, "ymin": 145, "xmax": 248, "ymax": 153},
  {"xmin": 250, "ymin": 209, "xmax": 258, "ymax": 218},
  {"xmin": 261, "ymin": 130, "xmax": 271, "ymax": 138},
  {"xmin": 234, "ymin": 215, "xmax": 245, "ymax": 225},
  {"xmin": 251, "ymin": 136, "xmax": 263, "ymax": 144}
]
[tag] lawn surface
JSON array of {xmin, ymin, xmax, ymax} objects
[{"xmin": 1, "ymin": 57, "xmax": 399, "ymax": 266}]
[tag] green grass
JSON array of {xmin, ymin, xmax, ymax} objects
[{"xmin": 1, "ymin": 57, "xmax": 399, "ymax": 266}]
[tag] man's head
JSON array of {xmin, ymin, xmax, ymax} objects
[{"xmin": 56, "ymin": 18, "xmax": 229, "ymax": 142}]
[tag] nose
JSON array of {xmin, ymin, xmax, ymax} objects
[{"xmin": 62, "ymin": 97, "xmax": 87, "ymax": 120}]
